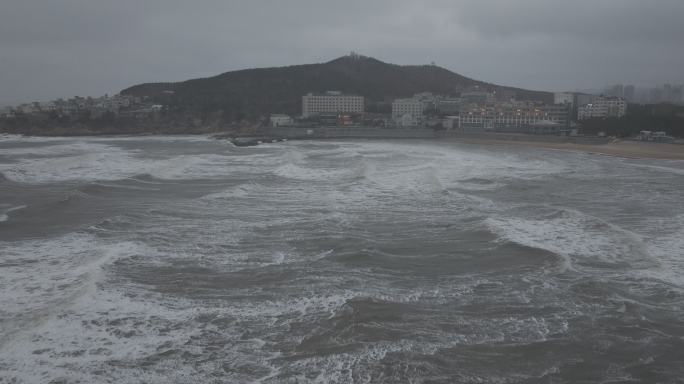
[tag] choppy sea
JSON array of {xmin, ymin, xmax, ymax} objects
[{"xmin": 1, "ymin": 135, "xmax": 683, "ymax": 383}]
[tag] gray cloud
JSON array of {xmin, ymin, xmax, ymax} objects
[
  {"xmin": 1, "ymin": 0, "xmax": 683, "ymax": 105},
  {"xmin": 453, "ymin": 0, "xmax": 684, "ymax": 43}
]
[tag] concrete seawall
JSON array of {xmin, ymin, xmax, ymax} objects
[
  {"xmin": 222, "ymin": 126, "xmax": 612, "ymax": 145},
  {"xmin": 437, "ymin": 131, "xmax": 611, "ymax": 145},
  {"xmin": 262, "ymin": 126, "xmax": 437, "ymax": 139}
]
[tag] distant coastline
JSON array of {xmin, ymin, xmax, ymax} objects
[
  {"xmin": 212, "ymin": 128, "xmax": 684, "ymax": 160},
  {"xmin": 444, "ymin": 134, "xmax": 684, "ymax": 160},
  {"xmin": 3, "ymin": 125, "xmax": 682, "ymax": 161}
]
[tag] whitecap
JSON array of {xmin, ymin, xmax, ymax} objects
[
  {"xmin": 0, "ymin": 233, "xmax": 154, "ymax": 345},
  {"xmin": 0, "ymin": 205, "xmax": 27, "ymax": 222},
  {"xmin": 484, "ymin": 207, "xmax": 654, "ymax": 272}
]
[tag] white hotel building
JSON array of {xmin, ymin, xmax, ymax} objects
[
  {"xmin": 577, "ymin": 96, "xmax": 627, "ymax": 120},
  {"xmin": 554, "ymin": 92, "xmax": 575, "ymax": 106},
  {"xmin": 392, "ymin": 98, "xmax": 425, "ymax": 127},
  {"xmin": 302, "ymin": 91, "xmax": 364, "ymax": 117}
]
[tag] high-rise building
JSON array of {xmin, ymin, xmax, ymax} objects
[
  {"xmin": 301, "ymin": 91, "xmax": 364, "ymax": 117},
  {"xmin": 623, "ymin": 85, "xmax": 635, "ymax": 102},
  {"xmin": 607, "ymin": 84, "xmax": 624, "ymax": 98},
  {"xmin": 664, "ymin": 84, "xmax": 674, "ymax": 103},
  {"xmin": 649, "ymin": 88, "xmax": 663, "ymax": 104},
  {"xmin": 672, "ymin": 85, "xmax": 683, "ymax": 104}
]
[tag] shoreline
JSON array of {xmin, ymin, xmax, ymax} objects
[
  {"xmin": 3, "ymin": 130, "xmax": 683, "ymax": 161},
  {"xmin": 448, "ymin": 136, "xmax": 684, "ymax": 160}
]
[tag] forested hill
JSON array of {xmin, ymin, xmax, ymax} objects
[{"xmin": 121, "ymin": 55, "xmax": 552, "ymax": 120}]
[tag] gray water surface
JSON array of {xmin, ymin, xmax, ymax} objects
[{"xmin": 1, "ymin": 135, "xmax": 683, "ymax": 383}]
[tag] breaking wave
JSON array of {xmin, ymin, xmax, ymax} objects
[
  {"xmin": 0, "ymin": 141, "xmax": 245, "ymax": 183},
  {"xmin": 484, "ymin": 207, "xmax": 657, "ymax": 273},
  {"xmin": 0, "ymin": 205, "xmax": 26, "ymax": 223}
]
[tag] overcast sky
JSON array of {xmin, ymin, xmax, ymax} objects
[{"xmin": 1, "ymin": 0, "xmax": 683, "ymax": 105}]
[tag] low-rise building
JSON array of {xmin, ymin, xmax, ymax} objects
[
  {"xmin": 554, "ymin": 92, "xmax": 574, "ymax": 106},
  {"xmin": 442, "ymin": 116, "xmax": 460, "ymax": 130},
  {"xmin": 392, "ymin": 98, "xmax": 425, "ymax": 127},
  {"xmin": 460, "ymin": 91, "xmax": 494, "ymax": 105},
  {"xmin": 270, "ymin": 114, "xmax": 293, "ymax": 127},
  {"xmin": 528, "ymin": 120, "xmax": 565, "ymax": 135},
  {"xmin": 540, "ymin": 104, "xmax": 571, "ymax": 126},
  {"xmin": 636, "ymin": 130, "xmax": 674, "ymax": 142},
  {"xmin": 437, "ymin": 98, "xmax": 463, "ymax": 114},
  {"xmin": 2, "ymin": 93, "xmax": 150, "ymax": 121},
  {"xmin": 576, "ymin": 94, "xmax": 595, "ymax": 107},
  {"xmin": 459, "ymin": 101, "xmax": 570, "ymax": 133}
]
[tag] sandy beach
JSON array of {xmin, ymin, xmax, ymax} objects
[{"xmin": 455, "ymin": 137, "xmax": 684, "ymax": 160}]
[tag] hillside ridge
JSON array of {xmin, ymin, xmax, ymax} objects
[{"xmin": 121, "ymin": 55, "xmax": 552, "ymax": 120}]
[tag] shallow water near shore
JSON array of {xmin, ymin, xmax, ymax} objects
[{"xmin": 1, "ymin": 135, "xmax": 684, "ymax": 383}]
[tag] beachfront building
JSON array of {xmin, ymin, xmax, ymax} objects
[
  {"xmin": 459, "ymin": 101, "xmax": 570, "ymax": 133},
  {"xmin": 466, "ymin": 102, "xmax": 569, "ymax": 127},
  {"xmin": 636, "ymin": 130, "xmax": 674, "ymax": 142},
  {"xmin": 392, "ymin": 98, "xmax": 425, "ymax": 127},
  {"xmin": 442, "ymin": 116, "xmax": 461, "ymax": 130},
  {"xmin": 302, "ymin": 91, "xmax": 364, "ymax": 118},
  {"xmin": 460, "ymin": 90, "xmax": 494, "ymax": 105},
  {"xmin": 577, "ymin": 96, "xmax": 627, "ymax": 120},
  {"xmin": 554, "ymin": 92, "xmax": 574, "ymax": 105},
  {"xmin": 437, "ymin": 98, "xmax": 463, "ymax": 114},
  {"xmin": 540, "ymin": 104, "xmax": 572, "ymax": 126},
  {"xmin": 269, "ymin": 114, "xmax": 293, "ymax": 127}
]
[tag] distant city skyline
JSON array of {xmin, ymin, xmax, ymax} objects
[
  {"xmin": 2, "ymin": 0, "xmax": 684, "ymax": 105},
  {"xmin": 4, "ymin": 78, "xmax": 682, "ymax": 109}
]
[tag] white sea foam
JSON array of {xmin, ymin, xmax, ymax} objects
[
  {"xmin": 0, "ymin": 134, "xmax": 215, "ymax": 144},
  {"xmin": 260, "ymin": 141, "xmax": 566, "ymax": 194},
  {"xmin": 2, "ymin": 136, "xmax": 681, "ymax": 381},
  {"xmin": 2, "ymin": 245, "xmax": 482, "ymax": 382},
  {"xmin": 0, "ymin": 248, "xmax": 572, "ymax": 383},
  {"xmin": 485, "ymin": 208, "xmax": 654, "ymax": 272},
  {"xmin": 199, "ymin": 183, "xmax": 263, "ymax": 200},
  {"xmin": 629, "ymin": 162, "xmax": 684, "ymax": 176},
  {"xmin": 0, "ymin": 281, "xmax": 357, "ymax": 383},
  {"xmin": 0, "ymin": 134, "xmax": 72, "ymax": 143},
  {"xmin": 0, "ymin": 288, "xmax": 210, "ymax": 383},
  {"xmin": 273, "ymin": 161, "xmax": 364, "ymax": 182},
  {"xmin": 0, "ymin": 144, "xmax": 131, "ymax": 182},
  {"xmin": 269, "ymin": 312, "xmax": 567, "ymax": 384},
  {"xmin": 328, "ymin": 141, "xmax": 567, "ymax": 198},
  {"xmin": 0, "ymin": 233, "xmax": 153, "ymax": 344},
  {"xmin": 0, "ymin": 133, "xmax": 25, "ymax": 142},
  {"xmin": 0, "ymin": 232, "xmax": 214, "ymax": 383},
  {"xmin": 0, "ymin": 141, "xmax": 106, "ymax": 156},
  {"xmin": 0, "ymin": 140, "xmax": 248, "ymax": 183},
  {"xmin": 640, "ymin": 214, "xmax": 684, "ymax": 287},
  {"xmin": 0, "ymin": 205, "xmax": 26, "ymax": 222},
  {"xmin": 0, "ymin": 137, "xmax": 566, "ymax": 187}
]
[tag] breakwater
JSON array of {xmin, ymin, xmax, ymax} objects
[
  {"xmin": 437, "ymin": 131, "xmax": 611, "ymax": 144},
  {"xmin": 261, "ymin": 126, "xmax": 437, "ymax": 139}
]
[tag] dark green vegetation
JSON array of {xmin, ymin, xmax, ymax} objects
[
  {"xmin": 121, "ymin": 55, "xmax": 552, "ymax": 121},
  {"xmin": 0, "ymin": 110, "xmax": 211, "ymax": 136},
  {"xmin": 580, "ymin": 103, "xmax": 684, "ymax": 138}
]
